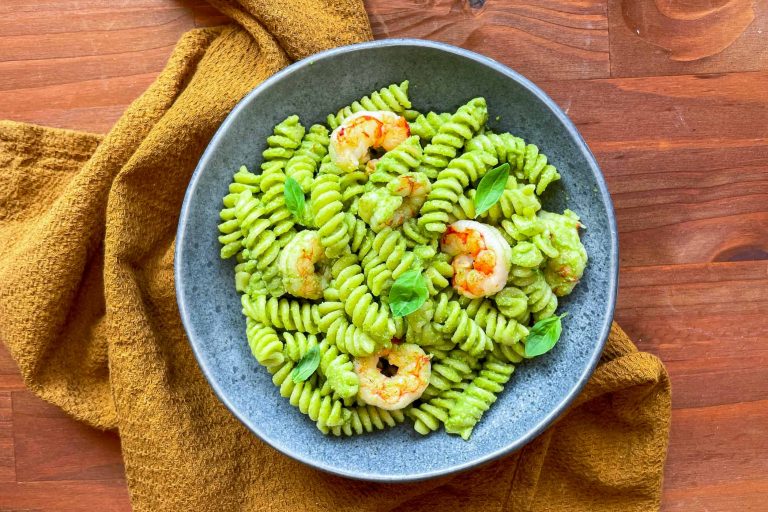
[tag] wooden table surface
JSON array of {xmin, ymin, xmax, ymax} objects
[{"xmin": 0, "ymin": 1, "xmax": 766, "ymax": 510}]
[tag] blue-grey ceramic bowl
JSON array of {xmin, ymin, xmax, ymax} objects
[{"xmin": 176, "ymin": 39, "xmax": 618, "ymax": 482}]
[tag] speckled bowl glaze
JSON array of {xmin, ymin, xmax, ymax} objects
[{"xmin": 175, "ymin": 39, "xmax": 618, "ymax": 482}]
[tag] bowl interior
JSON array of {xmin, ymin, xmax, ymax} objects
[{"xmin": 176, "ymin": 40, "xmax": 617, "ymax": 481}]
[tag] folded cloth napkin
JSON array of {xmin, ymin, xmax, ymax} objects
[{"xmin": 0, "ymin": 1, "xmax": 671, "ymax": 510}]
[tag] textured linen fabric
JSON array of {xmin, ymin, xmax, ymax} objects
[{"xmin": 0, "ymin": 1, "xmax": 671, "ymax": 510}]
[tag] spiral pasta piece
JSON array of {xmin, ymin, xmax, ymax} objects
[
  {"xmin": 235, "ymin": 191, "xmax": 279, "ymax": 268},
  {"xmin": 375, "ymin": 228, "xmax": 416, "ymax": 279},
  {"xmin": 449, "ymin": 190, "xmax": 477, "ymax": 222},
  {"xmin": 466, "ymin": 298, "xmax": 529, "ymax": 346},
  {"xmin": 477, "ymin": 179, "xmax": 542, "ymax": 226},
  {"xmin": 499, "ymin": 213, "xmax": 543, "ymax": 244},
  {"xmin": 285, "ymin": 124, "xmax": 329, "ymax": 193},
  {"xmin": 370, "ymin": 135, "xmax": 423, "ymax": 183},
  {"xmin": 509, "ymin": 268, "xmax": 558, "ymax": 320},
  {"xmin": 433, "ymin": 293, "xmax": 493, "ymax": 356},
  {"xmin": 422, "ymin": 254, "xmax": 453, "ymax": 296},
  {"xmin": 243, "ymin": 226, "xmax": 293, "ymax": 273},
  {"xmin": 325, "ymin": 405, "xmax": 406, "ymax": 436},
  {"xmin": 327, "ymin": 81, "xmax": 411, "ymax": 129},
  {"xmin": 245, "ymin": 318, "xmax": 285, "ymax": 367},
  {"xmin": 219, "ymin": 168, "xmax": 267, "ymax": 259},
  {"xmin": 359, "ymin": 228, "xmax": 416, "ymax": 295},
  {"xmin": 418, "ymin": 150, "xmax": 498, "ymax": 235},
  {"xmin": 318, "ymin": 339, "xmax": 359, "ymax": 399},
  {"xmin": 408, "ymin": 382, "xmax": 469, "ymax": 435},
  {"xmin": 270, "ymin": 361, "xmax": 351, "ymax": 430},
  {"xmin": 466, "ymin": 132, "xmax": 560, "ymax": 194},
  {"xmin": 519, "ymin": 143, "xmax": 561, "ymax": 195},
  {"xmin": 247, "ymin": 257, "xmax": 286, "ymax": 298},
  {"xmin": 419, "ymin": 97, "xmax": 488, "ymax": 178},
  {"xmin": 234, "ymin": 256, "xmax": 257, "ymax": 293},
  {"xmin": 242, "ymin": 293, "xmax": 320, "ymax": 333},
  {"xmin": 403, "ymin": 109, "xmax": 421, "ymax": 122},
  {"xmin": 232, "ymin": 191, "xmax": 294, "ymax": 273},
  {"xmin": 402, "ymin": 218, "xmax": 432, "ymax": 247},
  {"xmin": 345, "ymin": 213, "xmax": 369, "ymax": 254},
  {"xmin": 261, "ymin": 115, "xmax": 305, "ymax": 173},
  {"xmin": 492, "ymin": 343, "xmax": 527, "ymax": 364},
  {"xmin": 310, "ymin": 170, "xmax": 350, "ymax": 258},
  {"xmin": 408, "ymin": 111, "xmax": 451, "ymax": 144},
  {"xmin": 493, "ymin": 287, "xmax": 530, "ymax": 321},
  {"xmin": 339, "ymin": 171, "xmax": 368, "ymax": 208},
  {"xmin": 282, "ymin": 331, "xmax": 319, "ymax": 362},
  {"xmin": 258, "ymin": 170, "xmax": 293, "ymax": 233},
  {"xmin": 330, "ymin": 254, "xmax": 395, "ymax": 343},
  {"xmin": 220, "ymin": 165, "xmax": 261, "ymax": 224},
  {"xmin": 445, "ymin": 355, "xmax": 515, "ymax": 439},
  {"xmin": 423, "ymin": 264, "xmax": 451, "ymax": 297},
  {"xmin": 465, "ymin": 132, "xmax": 522, "ymax": 167},
  {"xmin": 422, "ymin": 349, "xmax": 478, "ymax": 400},
  {"xmin": 218, "ymin": 217, "xmax": 243, "ymax": 259},
  {"xmin": 317, "ymin": 301, "xmax": 378, "ymax": 357}
]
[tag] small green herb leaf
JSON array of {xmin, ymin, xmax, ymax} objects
[
  {"xmin": 284, "ymin": 177, "xmax": 306, "ymax": 222},
  {"xmin": 388, "ymin": 269, "xmax": 429, "ymax": 318},
  {"xmin": 524, "ymin": 313, "xmax": 568, "ymax": 358},
  {"xmin": 291, "ymin": 345, "xmax": 320, "ymax": 383},
  {"xmin": 474, "ymin": 163, "xmax": 510, "ymax": 216}
]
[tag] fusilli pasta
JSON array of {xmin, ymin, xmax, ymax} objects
[{"xmin": 217, "ymin": 84, "xmax": 587, "ymax": 440}]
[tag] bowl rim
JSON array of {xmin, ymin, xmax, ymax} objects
[{"xmin": 175, "ymin": 38, "xmax": 619, "ymax": 483}]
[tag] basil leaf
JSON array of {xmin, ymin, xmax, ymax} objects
[
  {"xmin": 388, "ymin": 269, "xmax": 429, "ymax": 318},
  {"xmin": 291, "ymin": 345, "xmax": 320, "ymax": 383},
  {"xmin": 284, "ymin": 177, "xmax": 306, "ymax": 222},
  {"xmin": 524, "ymin": 313, "xmax": 568, "ymax": 358},
  {"xmin": 474, "ymin": 163, "xmax": 510, "ymax": 216}
]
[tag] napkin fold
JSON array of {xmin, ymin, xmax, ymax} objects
[{"xmin": 0, "ymin": 1, "xmax": 671, "ymax": 510}]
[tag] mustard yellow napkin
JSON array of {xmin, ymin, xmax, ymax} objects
[{"xmin": 0, "ymin": 1, "xmax": 671, "ymax": 510}]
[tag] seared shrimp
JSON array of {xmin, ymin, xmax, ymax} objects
[
  {"xmin": 387, "ymin": 172, "xmax": 431, "ymax": 227},
  {"xmin": 329, "ymin": 111, "xmax": 410, "ymax": 172},
  {"xmin": 277, "ymin": 230, "xmax": 330, "ymax": 300},
  {"xmin": 441, "ymin": 220, "xmax": 512, "ymax": 299},
  {"xmin": 354, "ymin": 343, "xmax": 431, "ymax": 410},
  {"xmin": 358, "ymin": 173, "xmax": 431, "ymax": 232}
]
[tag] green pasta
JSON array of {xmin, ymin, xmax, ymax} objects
[
  {"xmin": 327, "ymin": 81, "xmax": 411, "ymax": 129},
  {"xmin": 285, "ymin": 124, "xmax": 329, "ymax": 193},
  {"xmin": 419, "ymin": 150, "xmax": 499, "ymax": 235},
  {"xmin": 217, "ymin": 83, "xmax": 588, "ymax": 439},
  {"xmin": 310, "ymin": 169, "xmax": 349, "ymax": 257},
  {"xmin": 246, "ymin": 319, "xmax": 285, "ymax": 367},
  {"xmin": 370, "ymin": 135, "xmax": 423, "ymax": 183},
  {"xmin": 420, "ymin": 97, "xmax": 488, "ymax": 177},
  {"xmin": 328, "ymin": 254, "xmax": 395, "ymax": 343},
  {"xmin": 408, "ymin": 111, "xmax": 451, "ymax": 143}
]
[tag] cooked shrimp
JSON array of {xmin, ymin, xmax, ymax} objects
[
  {"xmin": 387, "ymin": 172, "xmax": 431, "ymax": 227},
  {"xmin": 329, "ymin": 111, "xmax": 410, "ymax": 172},
  {"xmin": 277, "ymin": 230, "xmax": 330, "ymax": 300},
  {"xmin": 358, "ymin": 173, "xmax": 431, "ymax": 232},
  {"xmin": 441, "ymin": 220, "xmax": 512, "ymax": 299},
  {"xmin": 354, "ymin": 343, "xmax": 431, "ymax": 410}
]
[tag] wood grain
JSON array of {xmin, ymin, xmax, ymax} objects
[
  {"xmin": 608, "ymin": 0, "xmax": 768, "ymax": 77},
  {"xmin": 0, "ymin": 479, "xmax": 131, "ymax": 512},
  {"xmin": 13, "ymin": 391, "xmax": 124, "ymax": 482},
  {"xmin": 0, "ymin": 0, "xmax": 202, "ymax": 132},
  {"xmin": 0, "ymin": 1, "xmax": 766, "ymax": 511},
  {"xmin": 539, "ymin": 71, "xmax": 768, "ymax": 268},
  {"xmin": 664, "ymin": 401, "xmax": 768, "ymax": 510},
  {"xmin": 0, "ymin": 393, "xmax": 14, "ymax": 483},
  {"xmin": 618, "ymin": 261, "xmax": 768, "ymax": 410},
  {"xmin": 366, "ymin": 0, "xmax": 610, "ymax": 80}
]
